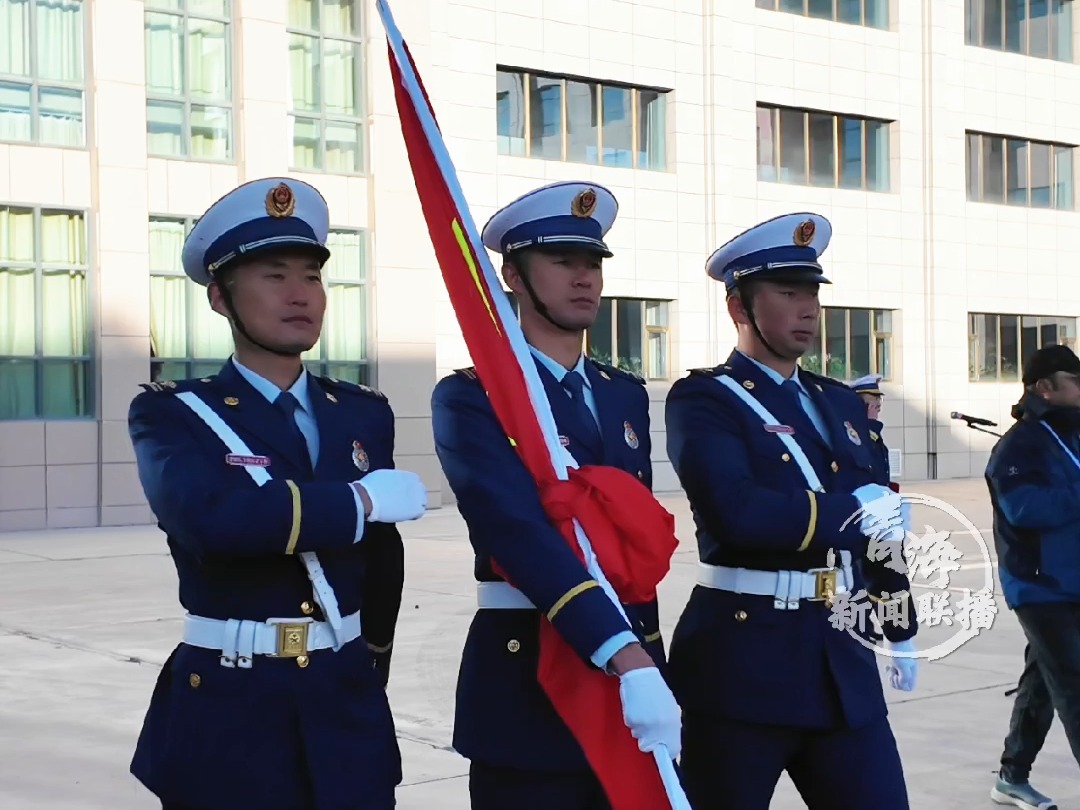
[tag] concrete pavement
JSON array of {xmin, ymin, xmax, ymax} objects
[{"xmin": 0, "ymin": 479, "xmax": 1076, "ymax": 809}]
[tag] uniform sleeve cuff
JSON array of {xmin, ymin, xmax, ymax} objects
[
  {"xmin": 591, "ymin": 631, "xmax": 639, "ymax": 671},
  {"xmin": 351, "ymin": 485, "xmax": 366, "ymax": 544}
]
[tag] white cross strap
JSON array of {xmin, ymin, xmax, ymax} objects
[
  {"xmin": 174, "ymin": 391, "xmax": 346, "ymax": 641},
  {"xmin": 715, "ymin": 375, "xmax": 825, "ymax": 493}
]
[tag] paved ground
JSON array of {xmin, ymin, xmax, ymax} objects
[{"xmin": 0, "ymin": 479, "xmax": 1077, "ymax": 809}]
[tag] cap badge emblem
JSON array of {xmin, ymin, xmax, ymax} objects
[
  {"xmin": 571, "ymin": 188, "xmax": 597, "ymax": 218},
  {"xmin": 266, "ymin": 182, "xmax": 296, "ymax": 218},
  {"xmin": 793, "ymin": 219, "xmax": 815, "ymax": 246}
]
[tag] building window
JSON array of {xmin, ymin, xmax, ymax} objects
[
  {"xmin": 0, "ymin": 0, "xmax": 85, "ymax": 147},
  {"xmin": 496, "ymin": 68, "xmax": 669, "ymax": 171},
  {"xmin": 302, "ymin": 229, "xmax": 370, "ymax": 384},
  {"xmin": 757, "ymin": 104, "xmax": 891, "ymax": 191},
  {"xmin": 800, "ymin": 308, "xmax": 894, "ymax": 380},
  {"xmin": 756, "ymin": 0, "xmax": 888, "ymax": 28},
  {"xmin": 0, "ymin": 206, "xmax": 90, "ymax": 419},
  {"xmin": 965, "ymin": 0, "xmax": 1073, "ymax": 62},
  {"xmin": 288, "ymin": 0, "xmax": 365, "ymax": 173},
  {"xmin": 148, "ymin": 217, "xmax": 234, "ymax": 382},
  {"xmin": 144, "ymin": 0, "xmax": 233, "ymax": 161},
  {"xmin": 969, "ymin": 312, "xmax": 1077, "ymax": 382},
  {"xmin": 586, "ymin": 298, "xmax": 670, "ymax": 380},
  {"xmin": 966, "ymin": 131, "xmax": 1074, "ymax": 209}
]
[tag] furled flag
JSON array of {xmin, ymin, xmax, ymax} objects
[{"xmin": 375, "ymin": 3, "xmax": 688, "ymax": 809}]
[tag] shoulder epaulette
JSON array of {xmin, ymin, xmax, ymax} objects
[
  {"xmin": 689, "ymin": 364, "xmax": 726, "ymax": 378},
  {"xmin": 139, "ymin": 379, "xmax": 180, "ymax": 393},
  {"xmin": 320, "ymin": 376, "xmax": 388, "ymax": 401},
  {"xmin": 591, "ymin": 361, "xmax": 645, "ymax": 385},
  {"xmin": 454, "ymin": 366, "xmax": 479, "ymax": 380}
]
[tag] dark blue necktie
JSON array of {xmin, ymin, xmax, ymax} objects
[
  {"xmin": 561, "ymin": 372, "xmax": 602, "ymax": 448},
  {"xmin": 274, "ymin": 391, "xmax": 312, "ymax": 471},
  {"xmin": 781, "ymin": 379, "xmax": 804, "ymax": 412}
]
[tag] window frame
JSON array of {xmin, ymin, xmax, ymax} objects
[
  {"xmin": 798, "ymin": 306, "xmax": 895, "ymax": 381},
  {"xmin": 495, "ymin": 66, "xmax": 670, "ymax": 172},
  {"xmin": 147, "ymin": 214, "xmax": 236, "ymax": 382},
  {"xmin": 964, "ymin": 0, "xmax": 1074, "ymax": 62},
  {"xmin": 585, "ymin": 297, "xmax": 672, "ymax": 381},
  {"xmin": 0, "ymin": 203, "xmax": 94, "ymax": 420},
  {"xmin": 143, "ymin": 0, "xmax": 236, "ymax": 162},
  {"xmin": 965, "ymin": 130, "xmax": 1075, "ymax": 209},
  {"xmin": 0, "ymin": 0, "xmax": 88, "ymax": 148},
  {"xmin": 755, "ymin": 0, "xmax": 890, "ymax": 28},
  {"xmin": 301, "ymin": 226, "xmax": 372, "ymax": 385},
  {"xmin": 968, "ymin": 311, "xmax": 1078, "ymax": 382},
  {"xmin": 756, "ymin": 103, "xmax": 892, "ymax": 192},
  {"xmin": 286, "ymin": 0, "xmax": 368, "ymax": 176}
]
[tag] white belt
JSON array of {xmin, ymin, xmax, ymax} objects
[
  {"xmin": 182, "ymin": 609, "xmax": 363, "ymax": 668},
  {"xmin": 696, "ymin": 550, "xmax": 853, "ymax": 611},
  {"xmin": 477, "ymin": 581, "xmax": 537, "ymax": 610}
]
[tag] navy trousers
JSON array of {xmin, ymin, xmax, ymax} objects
[
  {"xmin": 680, "ymin": 712, "xmax": 910, "ymax": 810},
  {"xmin": 469, "ymin": 761, "xmax": 610, "ymax": 810}
]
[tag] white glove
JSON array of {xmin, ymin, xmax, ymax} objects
[
  {"xmin": 885, "ymin": 639, "xmax": 918, "ymax": 691},
  {"xmin": 617, "ymin": 666, "xmax": 682, "ymax": 759},
  {"xmin": 853, "ymin": 484, "xmax": 904, "ymax": 542},
  {"xmin": 357, "ymin": 469, "xmax": 428, "ymax": 523}
]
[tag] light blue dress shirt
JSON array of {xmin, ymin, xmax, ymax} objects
[
  {"xmin": 527, "ymin": 347, "xmax": 638, "ymax": 671},
  {"xmin": 231, "ymin": 357, "xmax": 365, "ymax": 542},
  {"xmin": 738, "ymin": 351, "xmax": 831, "ymax": 447}
]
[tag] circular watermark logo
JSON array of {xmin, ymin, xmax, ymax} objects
[{"xmin": 833, "ymin": 492, "xmax": 999, "ymax": 663}]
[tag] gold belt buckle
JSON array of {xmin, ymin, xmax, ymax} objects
[
  {"xmin": 272, "ymin": 622, "xmax": 310, "ymax": 658},
  {"xmin": 813, "ymin": 569, "xmax": 837, "ymax": 603}
]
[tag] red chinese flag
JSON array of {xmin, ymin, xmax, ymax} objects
[{"xmin": 377, "ymin": 4, "xmax": 682, "ymax": 809}]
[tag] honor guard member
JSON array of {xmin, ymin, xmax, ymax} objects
[
  {"xmin": 127, "ymin": 177, "xmax": 429, "ymax": 810},
  {"xmin": 850, "ymin": 373, "xmax": 893, "ymax": 487},
  {"xmin": 430, "ymin": 181, "xmax": 681, "ymax": 810},
  {"xmin": 664, "ymin": 213, "xmax": 919, "ymax": 810}
]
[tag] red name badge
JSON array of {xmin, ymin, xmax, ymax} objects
[
  {"xmin": 225, "ymin": 454, "xmax": 271, "ymax": 467},
  {"xmin": 763, "ymin": 424, "xmax": 795, "ymax": 434}
]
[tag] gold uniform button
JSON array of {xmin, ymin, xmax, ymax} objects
[
  {"xmin": 301, "ymin": 601, "xmax": 315, "ymax": 615},
  {"xmin": 297, "ymin": 655, "xmax": 310, "ymax": 668},
  {"xmin": 637, "ymin": 470, "xmax": 643, "ymax": 479},
  {"xmin": 189, "ymin": 673, "xmax": 201, "ymax": 688},
  {"xmin": 735, "ymin": 610, "xmax": 748, "ymax": 622},
  {"xmin": 782, "ymin": 453, "xmax": 791, "ymax": 462},
  {"xmin": 830, "ymin": 461, "xmax": 839, "ymax": 472},
  {"xmin": 507, "ymin": 639, "xmax": 521, "ymax": 653}
]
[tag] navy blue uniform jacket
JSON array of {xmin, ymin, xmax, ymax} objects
[
  {"xmin": 431, "ymin": 357, "xmax": 665, "ymax": 772},
  {"xmin": 128, "ymin": 361, "xmax": 404, "ymax": 810},
  {"xmin": 986, "ymin": 393, "xmax": 1080, "ymax": 610},
  {"xmin": 665, "ymin": 352, "xmax": 917, "ymax": 731}
]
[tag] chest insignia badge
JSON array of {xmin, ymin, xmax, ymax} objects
[
  {"xmin": 624, "ymin": 421, "xmax": 640, "ymax": 449},
  {"xmin": 844, "ymin": 421, "xmax": 862, "ymax": 446},
  {"xmin": 352, "ymin": 440, "xmax": 370, "ymax": 472},
  {"xmin": 559, "ymin": 435, "xmax": 570, "ymax": 447}
]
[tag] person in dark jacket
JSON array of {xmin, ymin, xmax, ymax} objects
[
  {"xmin": 849, "ymin": 374, "xmax": 894, "ymax": 489},
  {"xmin": 985, "ymin": 344, "xmax": 1080, "ymax": 810}
]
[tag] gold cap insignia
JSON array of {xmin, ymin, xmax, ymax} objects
[
  {"xmin": 793, "ymin": 219, "xmax": 816, "ymax": 247},
  {"xmin": 265, "ymin": 182, "xmax": 296, "ymax": 218},
  {"xmin": 224, "ymin": 397, "xmax": 239, "ymax": 406},
  {"xmin": 571, "ymin": 188, "xmax": 597, "ymax": 218}
]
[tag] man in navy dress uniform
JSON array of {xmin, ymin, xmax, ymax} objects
[
  {"xmin": 127, "ymin": 177, "xmax": 429, "ymax": 810},
  {"xmin": 664, "ymin": 213, "xmax": 919, "ymax": 809},
  {"xmin": 850, "ymin": 373, "xmax": 893, "ymax": 486},
  {"xmin": 430, "ymin": 181, "xmax": 681, "ymax": 810}
]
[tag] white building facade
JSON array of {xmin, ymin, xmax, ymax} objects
[{"xmin": 0, "ymin": 0, "xmax": 1076, "ymax": 529}]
